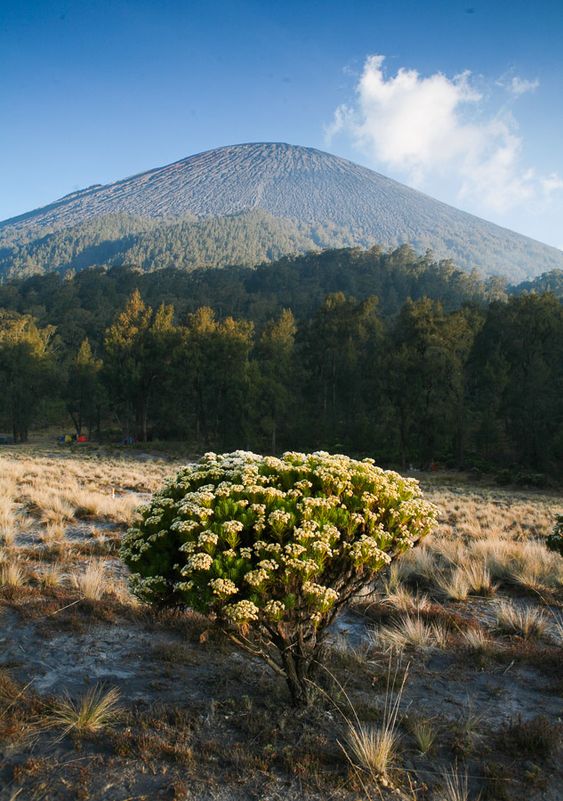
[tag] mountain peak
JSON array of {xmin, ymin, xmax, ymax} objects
[{"xmin": 1, "ymin": 142, "xmax": 562, "ymax": 280}]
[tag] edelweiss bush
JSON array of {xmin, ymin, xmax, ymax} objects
[{"xmin": 121, "ymin": 451, "xmax": 437, "ymax": 705}]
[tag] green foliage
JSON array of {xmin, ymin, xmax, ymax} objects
[
  {"xmin": 546, "ymin": 515, "xmax": 563, "ymax": 556},
  {"xmin": 178, "ymin": 308, "xmax": 254, "ymax": 449},
  {"xmin": 255, "ymin": 309, "xmax": 297, "ymax": 452},
  {"xmin": 121, "ymin": 450, "xmax": 436, "ymax": 704},
  {"xmin": 469, "ymin": 294, "xmax": 563, "ymax": 469},
  {"xmin": 512, "ymin": 270, "xmax": 563, "ymax": 300},
  {"xmin": 0, "ymin": 245, "xmax": 504, "ymax": 347},
  {"xmin": 65, "ymin": 338, "xmax": 104, "ymax": 437},
  {"xmin": 301, "ymin": 293, "xmax": 383, "ymax": 448},
  {"xmin": 0, "ymin": 311, "xmax": 57, "ymax": 441},
  {"xmin": 386, "ymin": 299, "xmax": 482, "ymax": 465},
  {"xmin": 104, "ymin": 290, "xmax": 179, "ymax": 441}
]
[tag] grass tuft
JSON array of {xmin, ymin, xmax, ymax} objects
[
  {"xmin": 435, "ymin": 568, "xmax": 470, "ymax": 602},
  {"xmin": 460, "ymin": 626, "xmax": 491, "ymax": 653},
  {"xmin": 45, "ymin": 685, "xmax": 121, "ymax": 736},
  {"xmin": 71, "ymin": 560, "xmax": 107, "ymax": 600},
  {"xmin": 411, "ymin": 718, "xmax": 436, "ymax": 755},
  {"xmin": 495, "ymin": 601, "xmax": 547, "ymax": 639},
  {"xmin": 440, "ymin": 766, "xmax": 470, "ymax": 801},
  {"xmin": 345, "ymin": 721, "xmax": 398, "ymax": 778},
  {"xmin": 0, "ymin": 560, "xmax": 26, "ymax": 588},
  {"xmin": 374, "ymin": 615, "xmax": 449, "ymax": 653},
  {"xmin": 459, "ymin": 561, "xmax": 497, "ymax": 596},
  {"xmin": 342, "ymin": 665, "xmax": 407, "ymax": 779}
]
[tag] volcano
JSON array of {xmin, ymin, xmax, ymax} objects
[{"xmin": 2, "ymin": 142, "xmax": 562, "ymax": 280}]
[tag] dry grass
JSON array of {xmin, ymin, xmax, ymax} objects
[
  {"xmin": 0, "ymin": 479, "xmax": 31, "ymax": 547},
  {"xmin": 439, "ymin": 767, "xmax": 470, "ymax": 801},
  {"xmin": 341, "ymin": 665, "xmax": 407, "ymax": 779},
  {"xmin": 0, "ymin": 507, "xmax": 17, "ymax": 547},
  {"xmin": 345, "ymin": 722, "xmax": 397, "ymax": 779},
  {"xmin": 66, "ymin": 485, "xmax": 142, "ymax": 525},
  {"xmin": 434, "ymin": 568, "xmax": 471, "ymax": 601},
  {"xmin": 428, "ymin": 484, "xmax": 557, "ymax": 542},
  {"xmin": 460, "ymin": 626, "xmax": 491, "ymax": 653},
  {"xmin": 434, "ymin": 560, "xmax": 497, "ymax": 601},
  {"xmin": 28, "ymin": 488, "xmax": 76, "ymax": 525},
  {"xmin": 0, "ymin": 453, "xmax": 561, "ymax": 800},
  {"xmin": 506, "ymin": 541, "xmax": 563, "ymax": 593},
  {"xmin": 0, "ymin": 451, "xmax": 167, "ymax": 612},
  {"xmin": 0, "ymin": 451, "xmax": 182, "ymax": 607},
  {"xmin": 44, "ymin": 685, "xmax": 122, "ymax": 736},
  {"xmin": 383, "ymin": 586, "xmax": 431, "ymax": 614},
  {"xmin": 400, "ymin": 484, "xmax": 562, "ymax": 609},
  {"xmin": 0, "ymin": 452, "xmax": 173, "ymax": 531},
  {"xmin": 38, "ymin": 565, "xmax": 63, "ymax": 588},
  {"xmin": 373, "ymin": 615, "xmax": 449, "ymax": 653},
  {"xmin": 40, "ymin": 523, "xmax": 66, "ymax": 545},
  {"xmin": 0, "ymin": 560, "xmax": 26, "ymax": 588},
  {"xmin": 471, "ymin": 538, "xmax": 515, "ymax": 580},
  {"xmin": 459, "ymin": 561, "xmax": 497, "ymax": 596},
  {"xmin": 495, "ymin": 600, "xmax": 547, "ymax": 639},
  {"xmin": 71, "ymin": 561, "xmax": 108, "ymax": 600},
  {"xmin": 395, "ymin": 546, "xmax": 437, "ymax": 585}
]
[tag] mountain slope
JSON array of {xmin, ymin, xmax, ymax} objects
[
  {"xmin": 1, "ymin": 142, "xmax": 562, "ymax": 280},
  {"xmin": 0, "ymin": 210, "xmax": 359, "ymax": 277}
]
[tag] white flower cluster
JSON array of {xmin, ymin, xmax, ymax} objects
[
  {"xmin": 186, "ymin": 553, "xmax": 214, "ymax": 571},
  {"xmin": 303, "ymin": 581, "xmax": 339, "ymax": 611},
  {"xmin": 121, "ymin": 449, "xmax": 437, "ymax": 631},
  {"xmin": 244, "ymin": 568, "xmax": 269, "ymax": 588},
  {"xmin": 198, "ymin": 531, "xmax": 219, "ymax": 549},
  {"xmin": 223, "ymin": 520, "xmax": 244, "ymax": 536},
  {"xmin": 268, "ymin": 509, "xmax": 292, "ymax": 532},
  {"xmin": 209, "ymin": 578, "xmax": 238, "ymax": 598},
  {"xmin": 264, "ymin": 600, "xmax": 285, "ymax": 620},
  {"xmin": 223, "ymin": 600, "xmax": 260, "ymax": 624},
  {"xmin": 348, "ymin": 535, "xmax": 393, "ymax": 567}
]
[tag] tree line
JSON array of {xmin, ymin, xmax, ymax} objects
[
  {"xmin": 0, "ymin": 244, "xmax": 509, "ymax": 344},
  {"xmin": 1, "ymin": 263, "xmax": 561, "ymax": 477}
]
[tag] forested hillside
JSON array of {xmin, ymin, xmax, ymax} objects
[
  {"xmin": 510, "ymin": 269, "xmax": 563, "ymax": 298},
  {"xmin": 0, "ymin": 245, "xmax": 561, "ymax": 477},
  {"xmin": 3, "ymin": 143, "xmax": 563, "ymax": 281},
  {"xmin": 0, "ymin": 211, "xmax": 356, "ymax": 278},
  {"xmin": 0, "ymin": 245, "xmax": 509, "ymax": 344}
]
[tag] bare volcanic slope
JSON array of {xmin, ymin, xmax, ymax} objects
[{"xmin": 2, "ymin": 142, "xmax": 562, "ymax": 280}]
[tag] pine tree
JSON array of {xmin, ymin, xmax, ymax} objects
[{"xmin": 0, "ymin": 311, "xmax": 56, "ymax": 442}]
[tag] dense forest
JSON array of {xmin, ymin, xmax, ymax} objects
[{"xmin": 0, "ymin": 245, "xmax": 562, "ymax": 479}]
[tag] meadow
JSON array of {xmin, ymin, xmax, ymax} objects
[{"xmin": 0, "ymin": 446, "xmax": 561, "ymax": 801}]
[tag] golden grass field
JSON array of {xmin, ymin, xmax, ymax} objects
[{"xmin": 0, "ymin": 447, "xmax": 561, "ymax": 801}]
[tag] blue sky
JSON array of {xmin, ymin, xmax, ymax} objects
[{"xmin": 1, "ymin": 0, "xmax": 562, "ymax": 247}]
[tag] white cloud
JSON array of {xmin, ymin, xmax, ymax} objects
[
  {"xmin": 327, "ymin": 55, "xmax": 560, "ymax": 214},
  {"xmin": 541, "ymin": 173, "xmax": 563, "ymax": 194},
  {"xmin": 509, "ymin": 76, "xmax": 540, "ymax": 96}
]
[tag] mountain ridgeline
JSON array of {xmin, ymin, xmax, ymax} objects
[{"xmin": 1, "ymin": 143, "xmax": 563, "ymax": 281}]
